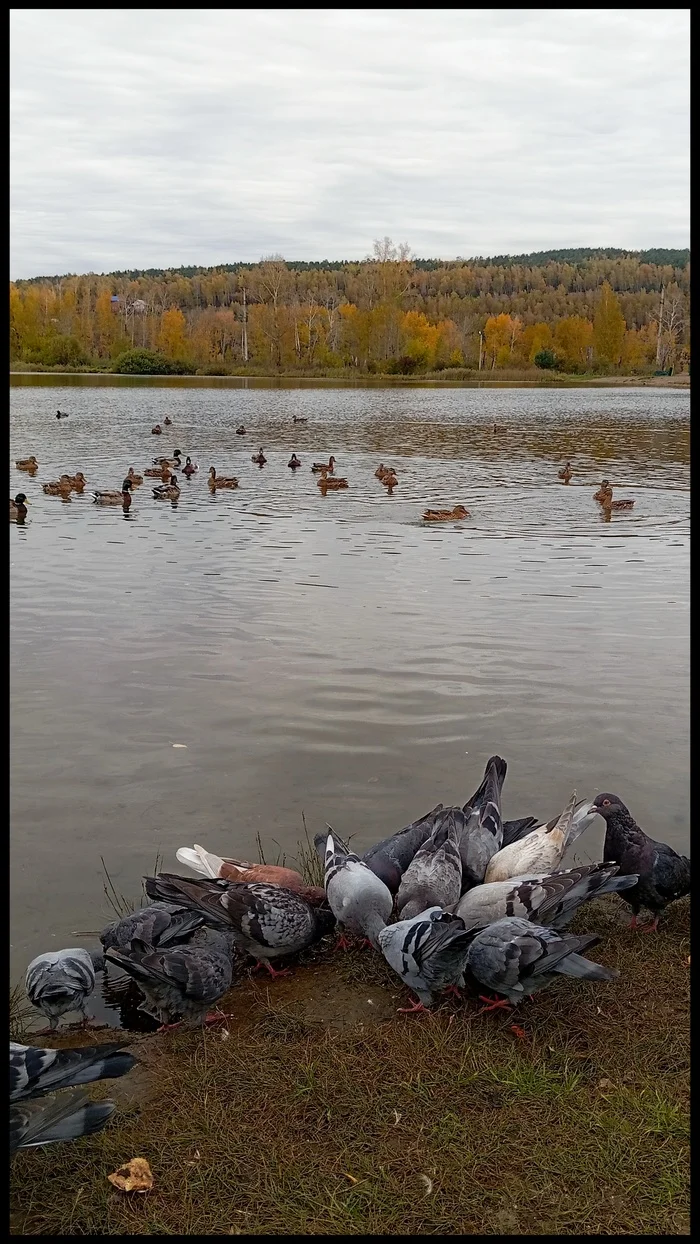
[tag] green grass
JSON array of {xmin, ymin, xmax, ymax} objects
[{"xmin": 10, "ymin": 895, "xmax": 689, "ymax": 1235}]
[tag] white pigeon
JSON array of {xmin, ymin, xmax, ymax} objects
[{"xmin": 483, "ymin": 793, "xmax": 596, "ymax": 883}]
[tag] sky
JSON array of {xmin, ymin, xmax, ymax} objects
[{"xmin": 10, "ymin": 8, "xmax": 690, "ymax": 279}]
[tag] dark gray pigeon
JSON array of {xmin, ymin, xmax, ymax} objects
[
  {"xmin": 378, "ymin": 907, "xmax": 473, "ymax": 1012},
  {"xmin": 465, "ymin": 915, "xmax": 618, "ymax": 1008},
  {"xmin": 10, "ymin": 1040, "xmax": 136, "ymax": 1101},
  {"xmin": 396, "ymin": 811, "xmax": 463, "ymax": 919},
  {"xmin": 452, "ymin": 862, "xmax": 638, "ymax": 932},
  {"xmin": 25, "ymin": 948, "xmax": 105, "ymax": 1033},
  {"xmin": 500, "ymin": 816, "xmax": 540, "ymax": 848},
  {"xmin": 591, "ymin": 792, "xmax": 691, "ymax": 931},
  {"xmin": 145, "ymin": 874, "xmax": 335, "ymax": 974},
  {"xmin": 458, "ymin": 755, "xmax": 507, "ymax": 885},
  {"xmin": 10, "ymin": 1087, "xmax": 116, "ymax": 1155},
  {"xmin": 104, "ymin": 930, "xmax": 237, "ymax": 1029},
  {"xmin": 324, "ymin": 830, "xmax": 393, "ymax": 949},
  {"xmin": 100, "ymin": 902, "xmax": 205, "ymax": 952}
]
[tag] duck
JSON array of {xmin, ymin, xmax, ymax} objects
[
  {"xmin": 125, "ymin": 467, "xmax": 143, "ymax": 486},
  {"xmin": 606, "ymin": 498, "xmax": 635, "ymax": 511},
  {"xmin": 312, "ymin": 456, "xmax": 335, "ymax": 474},
  {"xmin": 288, "ymin": 454, "xmax": 302, "ymax": 469},
  {"xmin": 42, "ymin": 475, "xmax": 73, "ymax": 496},
  {"xmin": 235, "ymin": 425, "xmax": 247, "ymax": 435},
  {"xmin": 593, "ymin": 479, "xmax": 612, "ymax": 504},
  {"xmin": 182, "ymin": 456, "xmax": 198, "ymax": 478},
  {"xmin": 558, "ymin": 462, "xmax": 573, "ymax": 483},
  {"xmin": 381, "ymin": 471, "xmax": 398, "ymax": 488},
  {"xmin": 10, "ymin": 493, "xmax": 28, "ymax": 521},
  {"xmin": 65, "ymin": 472, "xmax": 87, "ymax": 492},
  {"xmin": 153, "ymin": 450, "xmax": 182, "ymax": 467},
  {"xmin": 493, "ymin": 424, "xmax": 505, "ymax": 433},
  {"xmin": 144, "ymin": 464, "xmax": 171, "ymax": 479},
  {"xmin": 422, "ymin": 505, "xmax": 470, "ymax": 522},
  {"xmin": 153, "ymin": 474, "xmax": 181, "ymax": 501},
  {"xmin": 164, "ymin": 416, "xmax": 172, "ymax": 426},
  {"xmin": 252, "ymin": 448, "xmax": 267, "ymax": 465},
  {"xmin": 92, "ymin": 479, "xmax": 133, "ymax": 508},
  {"xmin": 56, "ymin": 410, "xmax": 69, "ymax": 419},
  {"xmin": 15, "ymin": 456, "xmax": 38, "ymax": 472},
  {"xmin": 175, "ymin": 844, "xmax": 326, "ymax": 902},
  {"xmin": 208, "ymin": 467, "xmax": 239, "ymax": 489},
  {"xmin": 375, "ymin": 463, "xmax": 397, "ymax": 480},
  {"xmin": 293, "ymin": 415, "xmax": 307, "ymax": 424},
  {"xmin": 151, "ymin": 425, "xmax": 162, "ymax": 435},
  {"xmin": 25, "ymin": 947, "xmax": 105, "ymax": 1034},
  {"xmin": 318, "ymin": 476, "xmax": 348, "ymax": 491},
  {"xmin": 145, "ymin": 873, "xmax": 336, "ymax": 977}
]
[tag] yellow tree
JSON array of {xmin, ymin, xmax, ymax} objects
[
  {"xmin": 484, "ymin": 313, "xmax": 522, "ymax": 368},
  {"xmin": 593, "ymin": 281, "xmax": 626, "ymax": 365},
  {"xmin": 517, "ymin": 322, "xmax": 553, "ymax": 365},
  {"xmin": 400, "ymin": 311, "xmax": 439, "ymax": 367},
  {"xmin": 158, "ymin": 307, "xmax": 188, "ymax": 358},
  {"xmin": 553, "ymin": 316, "xmax": 594, "ymax": 369}
]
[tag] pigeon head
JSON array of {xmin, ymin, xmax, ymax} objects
[{"xmin": 590, "ymin": 793, "xmax": 628, "ymax": 819}]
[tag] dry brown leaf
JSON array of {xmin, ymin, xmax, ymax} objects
[{"xmin": 108, "ymin": 1157, "xmax": 154, "ymax": 1194}]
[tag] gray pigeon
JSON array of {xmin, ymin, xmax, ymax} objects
[
  {"xmin": 465, "ymin": 916, "xmax": 618, "ymax": 1008},
  {"xmin": 10, "ymin": 1088, "xmax": 116, "ymax": 1155},
  {"xmin": 312, "ymin": 805, "xmax": 444, "ymax": 894},
  {"xmin": 104, "ymin": 930, "xmax": 237, "ymax": 1029},
  {"xmin": 324, "ymin": 829, "xmax": 393, "ymax": 949},
  {"xmin": 378, "ymin": 907, "xmax": 473, "ymax": 1012},
  {"xmin": 100, "ymin": 902, "xmax": 205, "ymax": 952},
  {"xmin": 25, "ymin": 948, "xmax": 105, "ymax": 1033},
  {"xmin": 396, "ymin": 811, "xmax": 463, "ymax": 919},
  {"xmin": 452, "ymin": 862, "xmax": 639, "ymax": 932},
  {"xmin": 459, "ymin": 755, "xmax": 507, "ymax": 886},
  {"xmin": 10, "ymin": 1040, "xmax": 136, "ymax": 1101},
  {"xmin": 591, "ymin": 792, "xmax": 691, "ymax": 931},
  {"xmin": 144, "ymin": 874, "xmax": 335, "ymax": 974}
]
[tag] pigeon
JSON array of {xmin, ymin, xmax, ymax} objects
[
  {"xmin": 378, "ymin": 907, "xmax": 473, "ymax": 1013},
  {"xmin": 104, "ymin": 930, "xmax": 238, "ymax": 1029},
  {"xmin": 459, "ymin": 755, "xmax": 507, "ymax": 885},
  {"xmin": 175, "ymin": 844, "xmax": 325, "ymax": 900},
  {"xmin": 500, "ymin": 816, "xmax": 540, "ymax": 848},
  {"xmin": 313, "ymin": 804, "xmax": 444, "ymax": 894},
  {"xmin": 396, "ymin": 811, "xmax": 463, "ymax": 920},
  {"xmin": 324, "ymin": 829, "xmax": 393, "ymax": 949},
  {"xmin": 465, "ymin": 916, "xmax": 618, "ymax": 1011},
  {"xmin": 10, "ymin": 1040, "xmax": 136, "ymax": 1101},
  {"xmin": 100, "ymin": 902, "xmax": 205, "ymax": 952},
  {"xmin": 25, "ymin": 949, "xmax": 105, "ymax": 1034},
  {"xmin": 10, "ymin": 1088, "xmax": 116, "ymax": 1155},
  {"xmin": 452, "ymin": 862, "xmax": 639, "ymax": 932},
  {"xmin": 591, "ymin": 792, "xmax": 691, "ymax": 931},
  {"xmin": 483, "ymin": 793, "xmax": 596, "ymax": 883},
  {"xmin": 144, "ymin": 874, "xmax": 335, "ymax": 974}
]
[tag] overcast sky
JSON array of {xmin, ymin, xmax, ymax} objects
[{"xmin": 10, "ymin": 9, "xmax": 690, "ymax": 279}]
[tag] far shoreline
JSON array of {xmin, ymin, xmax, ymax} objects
[{"xmin": 9, "ymin": 369, "xmax": 690, "ymax": 388}]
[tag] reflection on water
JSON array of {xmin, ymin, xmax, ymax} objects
[{"xmin": 10, "ymin": 382, "xmax": 689, "ymax": 1021}]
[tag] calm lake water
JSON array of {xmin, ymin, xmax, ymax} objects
[{"xmin": 10, "ymin": 379, "xmax": 689, "ymax": 1017}]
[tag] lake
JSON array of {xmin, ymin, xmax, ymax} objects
[{"xmin": 10, "ymin": 379, "xmax": 689, "ymax": 1014}]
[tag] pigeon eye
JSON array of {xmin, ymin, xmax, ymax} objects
[{"xmin": 603, "ymin": 799, "xmax": 611, "ymax": 806}]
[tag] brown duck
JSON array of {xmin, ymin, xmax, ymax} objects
[
  {"xmin": 422, "ymin": 505, "xmax": 470, "ymax": 522},
  {"xmin": 208, "ymin": 467, "xmax": 239, "ymax": 489}
]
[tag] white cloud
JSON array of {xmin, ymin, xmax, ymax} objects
[{"xmin": 10, "ymin": 8, "xmax": 690, "ymax": 278}]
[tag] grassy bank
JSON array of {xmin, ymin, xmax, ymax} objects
[
  {"xmin": 9, "ymin": 363, "xmax": 690, "ymax": 386},
  {"xmin": 10, "ymin": 896, "xmax": 689, "ymax": 1236}
]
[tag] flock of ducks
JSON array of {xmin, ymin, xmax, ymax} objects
[
  {"xmin": 11, "ymin": 413, "xmax": 636, "ymax": 525},
  {"xmin": 11, "ymin": 754, "xmax": 689, "ymax": 1152}
]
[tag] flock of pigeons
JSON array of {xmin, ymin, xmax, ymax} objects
[{"xmin": 11, "ymin": 757, "xmax": 690, "ymax": 1155}]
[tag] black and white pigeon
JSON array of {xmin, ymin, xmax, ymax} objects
[
  {"xmin": 452, "ymin": 862, "xmax": 638, "ymax": 932},
  {"xmin": 10, "ymin": 1088, "xmax": 116, "ymax": 1155},
  {"xmin": 10, "ymin": 1040, "xmax": 136, "ymax": 1101},
  {"xmin": 25, "ymin": 949, "xmax": 105, "ymax": 1034},
  {"xmin": 396, "ymin": 811, "xmax": 463, "ymax": 920},
  {"xmin": 100, "ymin": 902, "xmax": 205, "ymax": 952},
  {"xmin": 465, "ymin": 916, "xmax": 618, "ymax": 1011},
  {"xmin": 377, "ymin": 907, "xmax": 473, "ymax": 1013},
  {"xmin": 591, "ymin": 792, "xmax": 691, "ymax": 931},
  {"xmin": 144, "ymin": 874, "xmax": 335, "ymax": 975},
  {"xmin": 324, "ymin": 829, "xmax": 393, "ymax": 949},
  {"xmin": 458, "ymin": 755, "xmax": 507, "ymax": 886},
  {"xmin": 104, "ymin": 930, "xmax": 237, "ymax": 1029}
]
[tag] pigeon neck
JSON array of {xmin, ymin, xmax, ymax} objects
[{"xmin": 362, "ymin": 910, "xmax": 388, "ymax": 950}]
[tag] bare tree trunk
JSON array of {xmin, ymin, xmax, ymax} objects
[
  {"xmin": 655, "ymin": 284, "xmax": 665, "ymax": 366},
  {"xmin": 242, "ymin": 287, "xmax": 248, "ymax": 362}
]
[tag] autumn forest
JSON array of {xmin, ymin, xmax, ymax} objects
[{"xmin": 9, "ymin": 243, "xmax": 690, "ymax": 377}]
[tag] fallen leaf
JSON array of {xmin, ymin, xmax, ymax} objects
[
  {"xmin": 597, "ymin": 1078, "xmax": 614, "ymax": 1090},
  {"xmin": 108, "ymin": 1157, "xmax": 153, "ymax": 1194}
]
